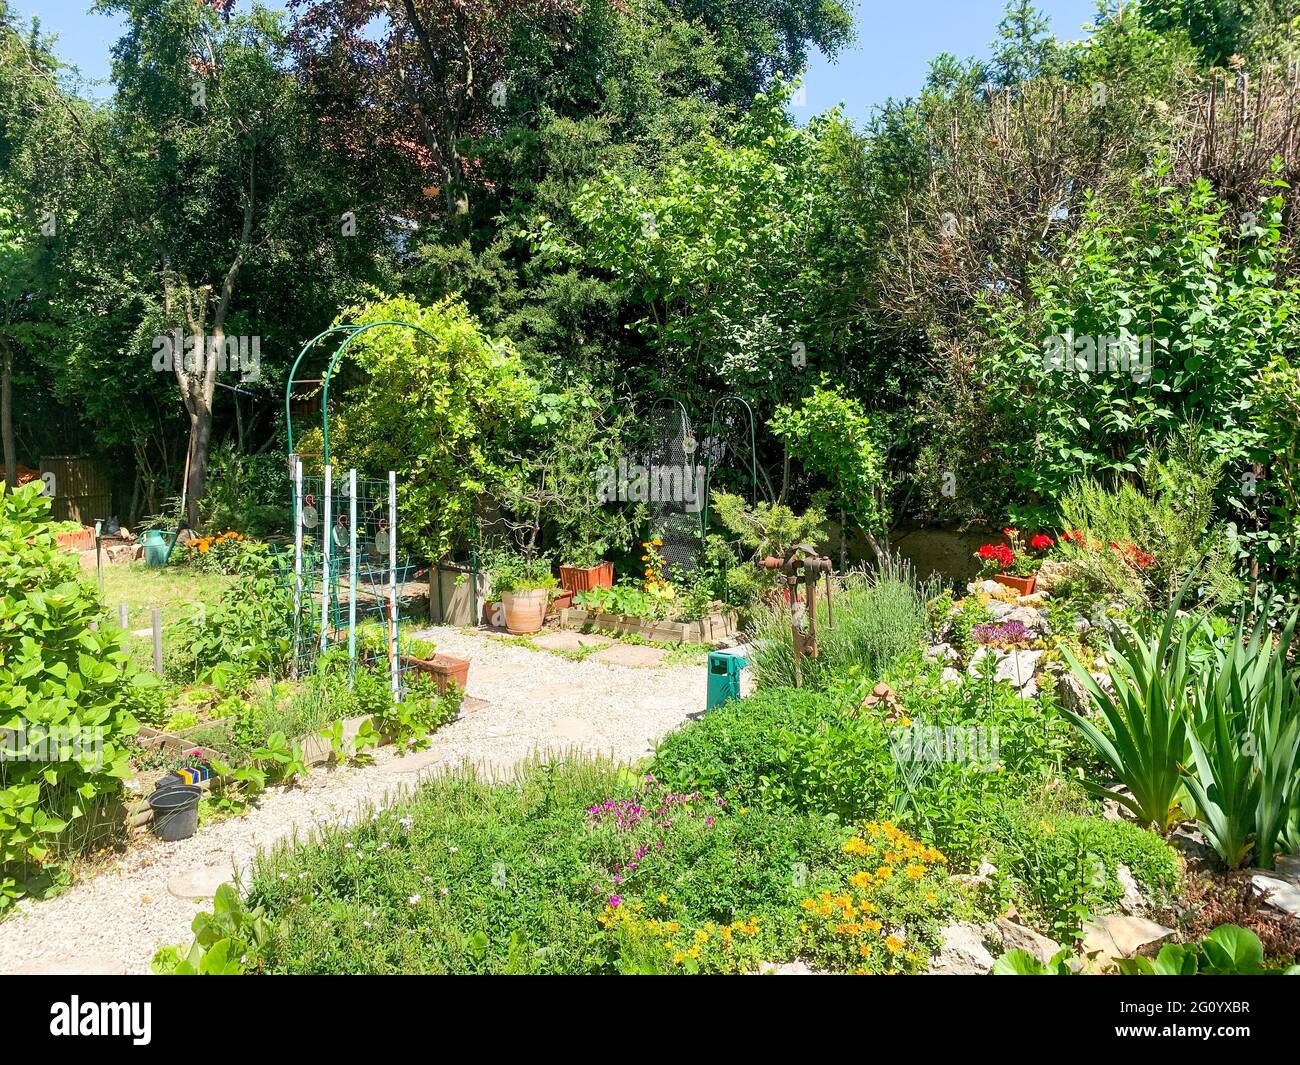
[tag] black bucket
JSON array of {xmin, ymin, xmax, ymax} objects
[{"xmin": 148, "ymin": 784, "xmax": 202, "ymax": 841}]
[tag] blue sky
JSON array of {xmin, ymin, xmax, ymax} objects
[{"xmin": 19, "ymin": 0, "xmax": 1105, "ymax": 115}]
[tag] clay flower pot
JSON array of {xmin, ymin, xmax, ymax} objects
[
  {"xmin": 500, "ymin": 588, "xmax": 549, "ymax": 634},
  {"xmin": 403, "ymin": 652, "xmax": 471, "ymax": 694},
  {"xmin": 994, "ymin": 573, "xmax": 1036, "ymax": 596},
  {"xmin": 558, "ymin": 560, "xmax": 614, "ymax": 594}
]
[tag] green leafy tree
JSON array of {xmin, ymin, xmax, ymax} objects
[
  {"xmin": 311, "ymin": 295, "xmax": 537, "ymax": 562},
  {"xmin": 771, "ymin": 384, "xmax": 889, "ymax": 559},
  {"xmin": 984, "ymin": 162, "xmax": 1299, "ymax": 522}
]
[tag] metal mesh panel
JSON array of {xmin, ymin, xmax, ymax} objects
[{"xmin": 645, "ymin": 401, "xmax": 701, "ymax": 576}]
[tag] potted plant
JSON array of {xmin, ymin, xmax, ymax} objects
[
  {"xmin": 558, "ymin": 542, "xmax": 615, "ymax": 595},
  {"xmin": 975, "ymin": 528, "xmax": 1053, "ymax": 594},
  {"xmin": 401, "ymin": 635, "xmax": 471, "ymax": 694},
  {"xmin": 490, "ymin": 552, "xmax": 557, "ymax": 635}
]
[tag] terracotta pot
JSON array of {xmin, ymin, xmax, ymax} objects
[
  {"xmin": 994, "ymin": 573, "xmax": 1036, "ymax": 595},
  {"xmin": 550, "ymin": 589, "xmax": 575, "ymax": 612},
  {"xmin": 56, "ymin": 527, "xmax": 96, "ymax": 552},
  {"xmin": 403, "ymin": 653, "xmax": 471, "ymax": 694},
  {"xmin": 500, "ymin": 588, "xmax": 549, "ymax": 634},
  {"xmin": 559, "ymin": 560, "xmax": 614, "ymax": 593}
]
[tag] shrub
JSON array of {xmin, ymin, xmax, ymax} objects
[
  {"xmin": 1056, "ymin": 429, "xmax": 1240, "ymax": 611},
  {"xmin": 174, "ymin": 574, "xmax": 294, "ymax": 681},
  {"xmin": 652, "ymin": 686, "xmax": 840, "ymax": 806},
  {"xmin": 998, "ymin": 813, "xmax": 1182, "ymax": 942},
  {"xmin": 748, "ymin": 555, "xmax": 932, "ymax": 691},
  {"xmin": 0, "ymin": 483, "xmax": 143, "ymax": 911},
  {"xmin": 311, "ymin": 295, "xmax": 537, "ymax": 563}
]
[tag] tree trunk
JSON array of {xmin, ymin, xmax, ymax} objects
[
  {"xmin": 1, "ymin": 341, "xmax": 14, "ymax": 493},
  {"xmin": 185, "ymin": 400, "xmax": 213, "ymax": 529}
]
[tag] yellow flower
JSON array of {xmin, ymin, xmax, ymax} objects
[
  {"xmin": 906, "ymin": 864, "xmax": 926, "ymax": 880},
  {"xmin": 884, "ymin": 935, "xmax": 904, "ymax": 954},
  {"xmin": 657, "ymin": 894, "xmax": 668, "ymax": 905},
  {"xmin": 1039, "ymin": 820, "xmax": 1055, "ymax": 834}
]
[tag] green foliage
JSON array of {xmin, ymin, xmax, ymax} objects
[
  {"xmin": 481, "ymin": 548, "xmax": 557, "ymax": 596},
  {"xmin": 174, "ymin": 575, "xmax": 293, "ymax": 681},
  {"xmin": 1058, "ymin": 429, "xmax": 1241, "ymax": 610},
  {"xmin": 190, "ymin": 757, "xmax": 866, "ymax": 974},
  {"xmin": 770, "ymin": 383, "xmax": 889, "ymax": 536},
  {"xmin": 318, "ymin": 295, "xmax": 537, "ymax": 563},
  {"xmin": 153, "ymin": 883, "xmax": 274, "ymax": 975},
  {"xmin": 747, "ymin": 557, "xmax": 932, "ymax": 691},
  {"xmin": 708, "ymin": 490, "xmax": 827, "ymax": 560},
  {"xmin": 494, "ymin": 389, "xmax": 638, "ymax": 566},
  {"xmin": 1248, "ymin": 353, "xmax": 1300, "ymax": 619},
  {"xmin": 1061, "ymin": 587, "xmax": 1195, "ymax": 832},
  {"xmin": 0, "ymin": 483, "xmax": 141, "ymax": 912},
  {"xmin": 998, "ymin": 924, "xmax": 1300, "ymax": 976},
  {"xmin": 1182, "ymin": 610, "xmax": 1300, "ymax": 869},
  {"xmin": 984, "ymin": 163, "xmax": 1296, "ymax": 521},
  {"xmin": 999, "ymin": 814, "xmax": 1182, "ymax": 942}
]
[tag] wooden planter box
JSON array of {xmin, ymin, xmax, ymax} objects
[
  {"xmin": 559, "ymin": 561, "xmax": 614, "ymax": 593},
  {"xmin": 402, "ymin": 652, "xmax": 470, "ymax": 693},
  {"xmin": 558, "ymin": 606, "xmax": 738, "ymax": 645}
]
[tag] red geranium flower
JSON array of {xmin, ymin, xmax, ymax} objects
[
  {"xmin": 978, "ymin": 543, "xmax": 1015, "ymax": 569},
  {"xmin": 1030, "ymin": 533, "xmax": 1054, "ymax": 551}
]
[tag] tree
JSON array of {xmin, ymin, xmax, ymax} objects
[
  {"xmin": 990, "ymin": 0, "xmax": 1059, "ymax": 86},
  {"xmin": 54, "ymin": 0, "xmax": 365, "ymax": 526}
]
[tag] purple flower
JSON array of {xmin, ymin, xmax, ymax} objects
[{"xmin": 609, "ymin": 895, "xmax": 621, "ymax": 908}]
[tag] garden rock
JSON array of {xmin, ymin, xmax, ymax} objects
[
  {"xmin": 1116, "ymin": 864, "xmax": 1147, "ymax": 916},
  {"xmin": 1073, "ymin": 616, "xmax": 1092, "ymax": 637},
  {"xmin": 1003, "ymin": 606, "xmax": 1049, "ymax": 635},
  {"xmin": 940, "ymin": 667, "xmax": 962, "ymax": 685},
  {"xmin": 928, "ymin": 922, "xmax": 996, "ymax": 975},
  {"xmin": 924, "ymin": 642, "xmax": 959, "ymax": 665},
  {"xmin": 757, "ymin": 960, "xmax": 819, "ymax": 975},
  {"xmin": 968, "ymin": 647, "xmax": 1043, "ymax": 698},
  {"xmin": 1033, "ymin": 560, "xmax": 1074, "ymax": 595},
  {"xmin": 167, "ymin": 862, "xmax": 239, "ymax": 901},
  {"xmin": 986, "ymin": 598, "xmax": 1017, "ymax": 621},
  {"xmin": 1251, "ymin": 874, "xmax": 1300, "ymax": 918},
  {"xmin": 1080, "ymin": 915, "xmax": 1175, "ymax": 967},
  {"xmin": 994, "ymin": 918, "xmax": 1062, "ymax": 964}
]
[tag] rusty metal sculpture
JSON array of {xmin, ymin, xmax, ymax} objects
[{"xmin": 757, "ymin": 544, "xmax": 835, "ymax": 688}]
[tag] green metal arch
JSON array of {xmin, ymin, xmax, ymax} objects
[
  {"xmin": 702, "ymin": 393, "xmax": 758, "ymax": 529},
  {"xmin": 285, "ymin": 319, "xmax": 443, "ymax": 464}
]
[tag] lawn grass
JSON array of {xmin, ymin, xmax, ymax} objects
[{"xmin": 100, "ymin": 561, "xmax": 235, "ymax": 630}]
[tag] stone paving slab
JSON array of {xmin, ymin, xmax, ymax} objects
[
  {"xmin": 530, "ymin": 629, "xmax": 615, "ymax": 652},
  {"xmin": 587, "ymin": 644, "xmax": 670, "ymax": 668}
]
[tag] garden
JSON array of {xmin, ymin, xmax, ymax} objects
[{"xmin": 5, "ymin": 0, "xmax": 1300, "ymax": 982}]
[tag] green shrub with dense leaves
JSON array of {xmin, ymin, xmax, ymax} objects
[{"xmin": 0, "ymin": 483, "xmax": 147, "ymax": 910}]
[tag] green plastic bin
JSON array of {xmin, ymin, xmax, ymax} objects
[{"xmin": 706, "ymin": 646, "xmax": 749, "ymax": 713}]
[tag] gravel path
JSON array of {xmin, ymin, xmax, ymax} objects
[{"xmin": 0, "ymin": 627, "xmax": 707, "ymax": 975}]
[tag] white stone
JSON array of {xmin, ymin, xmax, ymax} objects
[
  {"xmin": 928, "ymin": 922, "xmax": 995, "ymax": 975},
  {"xmin": 1252, "ymin": 874, "xmax": 1300, "ymax": 917},
  {"xmin": 1116, "ymin": 864, "xmax": 1147, "ymax": 915},
  {"xmin": 1080, "ymin": 915, "xmax": 1175, "ymax": 966},
  {"xmin": 994, "ymin": 918, "xmax": 1061, "ymax": 964}
]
